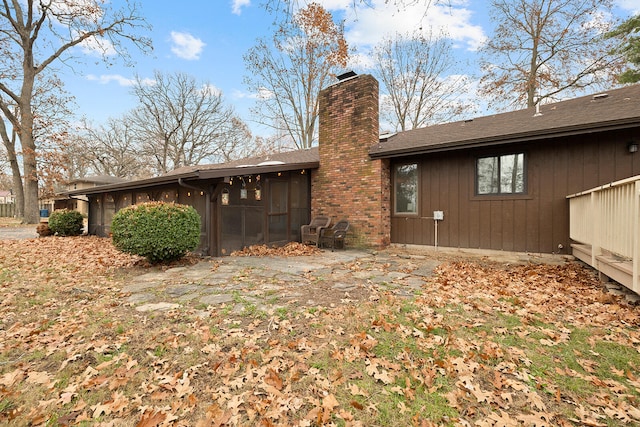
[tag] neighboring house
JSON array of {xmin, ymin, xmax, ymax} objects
[
  {"xmin": 44, "ymin": 175, "xmax": 127, "ymax": 216},
  {"xmin": 64, "ymin": 74, "xmax": 640, "ymax": 268},
  {"xmin": 0, "ymin": 190, "xmax": 15, "ymax": 204},
  {"xmin": 0, "ymin": 190, "xmax": 16, "ymax": 217}
]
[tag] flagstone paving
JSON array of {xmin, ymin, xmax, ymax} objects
[
  {"xmin": 117, "ymin": 246, "xmax": 639, "ymax": 313},
  {"xmin": 122, "ymin": 249, "xmax": 444, "ymax": 314}
]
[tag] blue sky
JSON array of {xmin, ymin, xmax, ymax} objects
[{"xmin": 63, "ymin": 0, "xmax": 640, "ymax": 137}]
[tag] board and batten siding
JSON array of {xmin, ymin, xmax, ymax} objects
[{"xmin": 390, "ymin": 127, "xmax": 640, "ymax": 254}]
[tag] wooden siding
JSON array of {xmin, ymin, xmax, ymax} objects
[
  {"xmin": 0, "ymin": 203, "xmax": 15, "ymax": 218},
  {"xmin": 391, "ymin": 128, "xmax": 640, "ymax": 254}
]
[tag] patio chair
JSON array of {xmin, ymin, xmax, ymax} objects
[
  {"xmin": 319, "ymin": 220, "xmax": 350, "ymax": 251},
  {"xmin": 301, "ymin": 216, "xmax": 331, "ymax": 246}
]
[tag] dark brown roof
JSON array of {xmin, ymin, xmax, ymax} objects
[
  {"xmin": 63, "ymin": 147, "xmax": 319, "ymax": 196},
  {"xmin": 69, "ymin": 175, "xmax": 127, "ymax": 185},
  {"xmin": 370, "ymin": 84, "xmax": 640, "ymax": 159},
  {"xmin": 165, "ymin": 147, "xmax": 319, "ymax": 176}
]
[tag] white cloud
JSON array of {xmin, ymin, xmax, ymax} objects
[
  {"xmin": 231, "ymin": 0, "xmax": 251, "ymax": 15},
  {"xmin": 336, "ymin": 0, "xmax": 486, "ymax": 52},
  {"xmin": 232, "ymin": 87, "xmax": 272, "ymax": 100},
  {"xmin": 86, "ymin": 74, "xmax": 155, "ymax": 87},
  {"xmin": 201, "ymin": 84, "xmax": 222, "ymax": 97},
  {"xmin": 170, "ymin": 31, "xmax": 206, "ymax": 60},
  {"xmin": 616, "ymin": 0, "xmax": 640, "ymax": 14},
  {"xmin": 77, "ymin": 33, "xmax": 117, "ymax": 57}
]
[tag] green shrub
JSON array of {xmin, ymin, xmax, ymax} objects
[
  {"xmin": 111, "ymin": 202, "xmax": 201, "ymax": 263},
  {"xmin": 48, "ymin": 209, "xmax": 84, "ymax": 236}
]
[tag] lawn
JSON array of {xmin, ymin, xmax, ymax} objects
[{"xmin": 0, "ymin": 236, "xmax": 639, "ymax": 426}]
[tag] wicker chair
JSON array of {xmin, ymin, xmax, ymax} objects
[
  {"xmin": 301, "ymin": 216, "xmax": 331, "ymax": 246},
  {"xmin": 319, "ymin": 220, "xmax": 350, "ymax": 251}
]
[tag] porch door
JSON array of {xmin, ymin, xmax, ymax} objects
[
  {"xmin": 220, "ymin": 183, "xmax": 264, "ymax": 255},
  {"xmin": 268, "ymin": 180, "xmax": 288, "ymax": 244}
]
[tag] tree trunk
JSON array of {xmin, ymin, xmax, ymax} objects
[
  {"xmin": 20, "ymin": 61, "xmax": 39, "ymax": 224},
  {"xmin": 0, "ymin": 120, "xmax": 24, "ymax": 218},
  {"xmin": 22, "ymin": 143, "xmax": 39, "ymax": 224},
  {"xmin": 8, "ymin": 152, "xmax": 25, "ymax": 220}
]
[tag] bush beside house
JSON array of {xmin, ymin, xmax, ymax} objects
[
  {"xmin": 48, "ymin": 209, "xmax": 84, "ymax": 236},
  {"xmin": 111, "ymin": 202, "xmax": 201, "ymax": 263}
]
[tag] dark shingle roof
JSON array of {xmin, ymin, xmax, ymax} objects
[
  {"xmin": 370, "ymin": 84, "xmax": 640, "ymax": 159},
  {"xmin": 165, "ymin": 147, "xmax": 319, "ymax": 176},
  {"xmin": 63, "ymin": 147, "xmax": 319, "ymax": 196},
  {"xmin": 69, "ymin": 175, "xmax": 127, "ymax": 185}
]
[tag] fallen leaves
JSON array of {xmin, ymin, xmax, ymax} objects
[
  {"xmin": 230, "ymin": 241, "xmax": 321, "ymax": 257},
  {"xmin": 1, "ymin": 238, "xmax": 640, "ymax": 426}
]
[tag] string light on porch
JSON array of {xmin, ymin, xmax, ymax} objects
[
  {"xmin": 240, "ymin": 177, "xmax": 248, "ymax": 199},
  {"xmin": 255, "ymin": 175, "xmax": 262, "ymax": 201}
]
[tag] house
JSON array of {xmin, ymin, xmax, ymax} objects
[
  {"xmin": 47, "ymin": 175, "xmax": 128, "ymax": 216},
  {"xmin": 371, "ymin": 81, "xmax": 640, "ymax": 255},
  {"xmin": 0, "ymin": 190, "xmax": 15, "ymax": 204},
  {"xmin": 64, "ymin": 150, "xmax": 318, "ymax": 255},
  {"xmin": 0, "ymin": 190, "xmax": 16, "ymax": 217},
  {"xmin": 65, "ymin": 74, "xmax": 640, "ymax": 264}
]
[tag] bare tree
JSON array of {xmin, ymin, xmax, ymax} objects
[
  {"xmin": 69, "ymin": 118, "xmax": 150, "ymax": 180},
  {"xmin": 263, "ymin": 0, "xmax": 438, "ymax": 15},
  {"xmin": 127, "ymin": 71, "xmax": 252, "ymax": 175},
  {"xmin": 32, "ymin": 75, "xmax": 76, "ymax": 198},
  {"xmin": 0, "ymin": 0, "xmax": 151, "ymax": 223},
  {"xmin": 0, "ymin": 108, "xmax": 22, "ymax": 216},
  {"xmin": 0, "ymin": 72, "xmax": 74, "ymax": 216},
  {"xmin": 479, "ymin": 0, "xmax": 623, "ymax": 110},
  {"xmin": 243, "ymin": 2, "xmax": 348, "ymax": 149},
  {"xmin": 373, "ymin": 30, "xmax": 475, "ymax": 132}
]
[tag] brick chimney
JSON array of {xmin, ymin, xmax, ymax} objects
[{"xmin": 311, "ymin": 73, "xmax": 390, "ymax": 248}]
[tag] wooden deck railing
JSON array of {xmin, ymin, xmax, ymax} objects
[{"xmin": 567, "ymin": 175, "xmax": 640, "ymax": 294}]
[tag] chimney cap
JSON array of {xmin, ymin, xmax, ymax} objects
[{"xmin": 337, "ymin": 71, "xmax": 357, "ymax": 81}]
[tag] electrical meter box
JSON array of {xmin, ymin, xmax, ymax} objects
[{"xmin": 433, "ymin": 210, "xmax": 444, "ymax": 221}]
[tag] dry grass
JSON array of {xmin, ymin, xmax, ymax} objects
[
  {"xmin": 0, "ymin": 237, "xmax": 639, "ymax": 426},
  {"xmin": 0, "ymin": 217, "xmax": 23, "ymax": 228}
]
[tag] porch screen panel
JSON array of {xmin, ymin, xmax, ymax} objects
[
  {"xmin": 268, "ymin": 215, "xmax": 288, "ymax": 242},
  {"xmin": 221, "ymin": 207, "xmax": 243, "ymax": 254},
  {"xmin": 290, "ymin": 174, "xmax": 310, "ymax": 241},
  {"xmin": 245, "ymin": 208, "xmax": 264, "ymax": 246},
  {"xmin": 269, "ymin": 181, "xmax": 288, "ymax": 243},
  {"xmin": 103, "ymin": 195, "xmax": 116, "ymax": 235},
  {"xmin": 88, "ymin": 196, "xmax": 101, "ymax": 236}
]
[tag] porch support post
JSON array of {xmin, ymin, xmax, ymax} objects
[{"xmin": 205, "ymin": 189, "xmax": 211, "ymax": 256}]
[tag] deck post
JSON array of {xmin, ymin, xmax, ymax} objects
[
  {"xmin": 591, "ymin": 191, "xmax": 601, "ymax": 268},
  {"xmin": 634, "ymin": 181, "xmax": 640, "ymax": 293}
]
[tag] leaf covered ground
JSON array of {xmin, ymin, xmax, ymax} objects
[{"xmin": 0, "ymin": 236, "xmax": 639, "ymax": 426}]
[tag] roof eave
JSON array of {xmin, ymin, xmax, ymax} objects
[
  {"xmin": 60, "ymin": 161, "xmax": 320, "ymax": 196},
  {"xmin": 197, "ymin": 161, "xmax": 319, "ymax": 180},
  {"xmin": 369, "ymin": 118, "xmax": 640, "ymax": 159},
  {"xmin": 61, "ymin": 171, "xmax": 199, "ymax": 196}
]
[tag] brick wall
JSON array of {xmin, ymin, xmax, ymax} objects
[{"xmin": 311, "ymin": 74, "xmax": 391, "ymax": 248}]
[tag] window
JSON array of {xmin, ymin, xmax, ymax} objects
[
  {"xmin": 476, "ymin": 153, "xmax": 525, "ymax": 195},
  {"xmin": 394, "ymin": 163, "xmax": 418, "ymax": 214}
]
